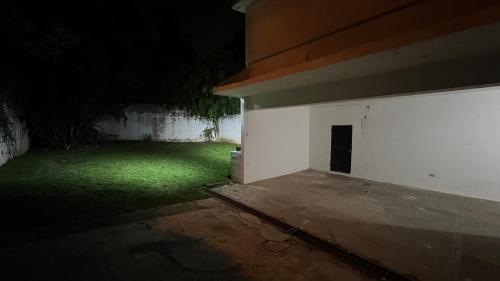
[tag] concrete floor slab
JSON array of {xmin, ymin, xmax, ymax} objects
[
  {"xmin": 0, "ymin": 198, "xmax": 370, "ymax": 281},
  {"xmin": 214, "ymin": 170, "xmax": 500, "ymax": 281}
]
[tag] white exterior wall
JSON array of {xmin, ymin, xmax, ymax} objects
[
  {"xmin": 98, "ymin": 104, "xmax": 241, "ymax": 143},
  {"xmin": 243, "ymin": 105, "xmax": 310, "ymax": 183},
  {"xmin": 309, "ymin": 86, "xmax": 500, "ymax": 201},
  {"xmin": 0, "ymin": 105, "xmax": 29, "ymax": 167},
  {"xmin": 218, "ymin": 114, "xmax": 241, "ymax": 143}
]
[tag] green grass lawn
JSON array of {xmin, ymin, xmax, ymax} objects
[{"xmin": 0, "ymin": 142, "xmax": 236, "ymax": 233}]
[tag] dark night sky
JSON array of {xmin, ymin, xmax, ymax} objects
[
  {"xmin": 1, "ymin": 0, "xmax": 245, "ymax": 63},
  {"xmin": 0, "ymin": 0, "xmax": 246, "ymax": 102},
  {"xmin": 174, "ymin": 0, "xmax": 245, "ymax": 54}
]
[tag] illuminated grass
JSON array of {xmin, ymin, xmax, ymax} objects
[{"xmin": 0, "ymin": 142, "xmax": 236, "ymax": 232}]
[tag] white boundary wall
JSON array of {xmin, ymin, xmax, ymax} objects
[
  {"xmin": 0, "ymin": 104, "xmax": 29, "ymax": 167},
  {"xmin": 218, "ymin": 114, "xmax": 241, "ymax": 143},
  {"xmin": 98, "ymin": 104, "xmax": 241, "ymax": 144},
  {"xmin": 309, "ymin": 86, "xmax": 500, "ymax": 201}
]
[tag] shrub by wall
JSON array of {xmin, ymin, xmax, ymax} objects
[{"xmin": 0, "ymin": 103, "xmax": 29, "ymax": 167}]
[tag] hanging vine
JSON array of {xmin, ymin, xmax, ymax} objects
[{"xmin": 0, "ymin": 98, "xmax": 14, "ymax": 157}]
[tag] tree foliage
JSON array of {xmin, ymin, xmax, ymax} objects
[
  {"xmin": 180, "ymin": 54, "xmax": 241, "ymax": 125},
  {"xmin": 0, "ymin": 0, "xmax": 244, "ymax": 148},
  {"xmin": 180, "ymin": 54, "xmax": 242, "ymax": 139}
]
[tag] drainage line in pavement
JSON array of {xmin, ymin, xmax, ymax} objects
[{"xmin": 203, "ymin": 187, "xmax": 414, "ymax": 281}]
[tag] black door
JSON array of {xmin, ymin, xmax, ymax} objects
[{"xmin": 330, "ymin": 125, "xmax": 352, "ymax": 173}]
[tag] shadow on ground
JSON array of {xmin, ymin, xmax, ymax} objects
[
  {"xmin": 2, "ymin": 231, "xmax": 247, "ymax": 281},
  {"xmin": 0, "ymin": 199, "xmax": 370, "ymax": 281}
]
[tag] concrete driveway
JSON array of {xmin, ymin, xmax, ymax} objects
[
  {"xmin": 0, "ymin": 198, "xmax": 370, "ymax": 281},
  {"xmin": 213, "ymin": 170, "xmax": 500, "ymax": 281}
]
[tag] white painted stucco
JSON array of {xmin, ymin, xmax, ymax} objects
[
  {"xmin": 243, "ymin": 105, "xmax": 310, "ymax": 183},
  {"xmin": 218, "ymin": 114, "xmax": 241, "ymax": 143},
  {"xmin": 98, "ymin": 104, "xmax": 241, "ymax": 143},
  {"xmin": 0, "ymin": 104, "xmax": 29, "ymax": 167},
  {"xmin": 309, "ymin": 86, "xmax": 500, "ymax": 201}
]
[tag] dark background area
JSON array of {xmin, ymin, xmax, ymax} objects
[{"xmin": 0, "ymin": 0, "xmax": 245, "ymax": 147}]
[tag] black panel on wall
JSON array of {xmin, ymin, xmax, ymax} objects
[{"xmin": 330, "ymin": 125, "xmax": 352, "ymax": 173}]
